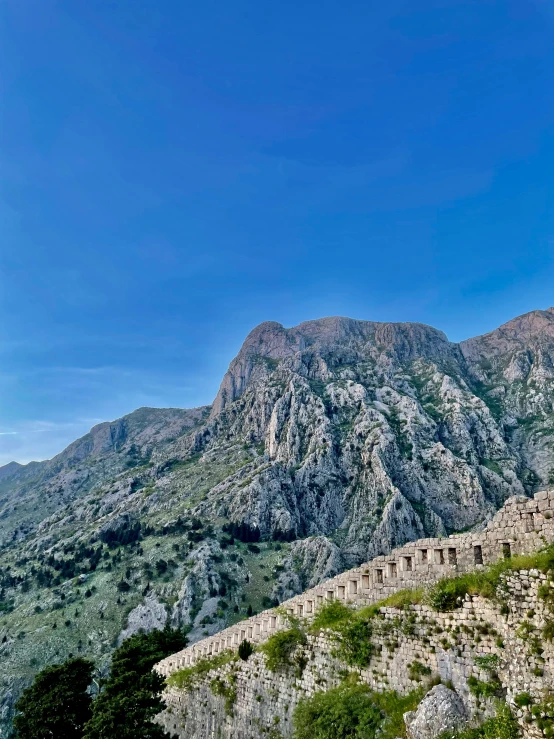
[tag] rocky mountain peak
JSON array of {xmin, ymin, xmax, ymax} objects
[
  {"xmin": 211, "ymin": 316, "xmax": 455, "ymax": 416},
  {"xmin": 460, "ymin": 308, "xmax": 554, "ymax": 361}
]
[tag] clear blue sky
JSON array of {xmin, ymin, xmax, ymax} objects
[{"xmin": 1, "ymin": 0, "xmax": 554, "ymax": 465}]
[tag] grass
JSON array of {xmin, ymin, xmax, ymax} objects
[
  {"xmin": 167, "ymin": 650, "xmax": 236, "ymax": 690},
  {"xmin": 427, "ymin": 544, "xmax": 554, "ymax": 611}
]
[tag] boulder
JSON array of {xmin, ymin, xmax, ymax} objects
[{"xmin": 404, "ymin": 685, "xmax": 468, "ymax": 739}]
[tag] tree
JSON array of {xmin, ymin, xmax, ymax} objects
[
  {"xmin": 14, "ymin": 657, "xmax": 94, "ymax": 739},
  {"xmin": 83, "ymin": 626, "xmax": 187, "ymax": 739}
]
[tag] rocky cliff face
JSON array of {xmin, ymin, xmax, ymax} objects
[{"xmin": 1, "ymin": 308, "xmax": 554, "ymax": 734}]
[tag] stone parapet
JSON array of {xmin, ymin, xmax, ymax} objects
[
  {"xmin": 156, "ymin": 490, "xmax": 554, "ymax": 677},
  {"xmin": 156, "ymin": 568, "xmax": 554, "ymax": 739}
]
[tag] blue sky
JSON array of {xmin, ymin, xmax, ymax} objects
[{"xmin": 1, "ymin": 0, "xmax": 554, "ymax": 465}]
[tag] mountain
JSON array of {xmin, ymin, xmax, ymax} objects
[{"xmin": 1, "ymin": 307, "xmax": 554, "ymax": 734}]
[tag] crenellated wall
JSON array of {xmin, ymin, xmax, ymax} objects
[
  {"xmin": 156, "ymin": 568, "xmax": 554, "ymax": 739},
  {"xmin": 157, "ymin": 490, "xmax": 554, "ymax": 677}
]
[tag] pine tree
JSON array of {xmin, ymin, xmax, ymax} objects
[
  {"xmin": 14, "ymin": 657, "xmax": 94, "ymax": 739},
  {"xmin": 82, "ymin": 626, "xmax": 187, "ymax": 739}
]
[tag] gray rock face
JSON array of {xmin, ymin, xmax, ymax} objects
[
  {"xmin": 404, "ymin": 685, "xmax": 468, "ymax": 739},
  {"xmin": 118, "ymin": 594, "xmax": 167, "ymax": 643},
  {"xmin": 272, "ymin": 536, "xmax": 347, "ymax": 601}
]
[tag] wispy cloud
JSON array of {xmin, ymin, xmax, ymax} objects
[{"xmin": 0, "ymin": 418, "xmax": 98, "ymax": 467}]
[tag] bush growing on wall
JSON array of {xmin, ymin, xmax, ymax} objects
[
  {"xmin": 238, "ymin": 639, "xmax": 254, "ymax": 661},
  {"xmin": 260, "ymin": 628, "xmax": 307, "ymax": 672},
  {"xmin": 293, "ymin": 681, "xmax": 423, "ymax": 739},
  {"xmin": 293, "ymin": 682, "xmax": 382, "ymax": 739}
]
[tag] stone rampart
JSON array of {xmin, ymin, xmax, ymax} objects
[
  {"xmin": 156, "ymin": 566, "xmax": 554, "ymax": 739},
  {"xmin": 157, "ymin": 490, "xmax": 554, "ymax": 677}
]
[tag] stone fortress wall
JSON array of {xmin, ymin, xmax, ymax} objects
[
  {"xmin": 157, "ymin": 569, "xmax": 554, "ymax": 739},
  {"xmin": 157, "ymin": 490, "xmax": 554, "ymax": 677}
]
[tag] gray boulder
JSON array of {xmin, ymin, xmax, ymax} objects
[{"xmin": 404, "ymin": 685, "xmax": 468, "ymax": 739}]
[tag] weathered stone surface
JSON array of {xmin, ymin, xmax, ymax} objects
[
  {"xmin": 156, "ymin": 567, "xmax": 554, "ymax": 739},
  {"xmin": 118, "ymin": 594, "xmax": 167, "ymax": 643},
  {"xmin": 404, "ymin": 685, "xmax": 468, "ymax": 739}
]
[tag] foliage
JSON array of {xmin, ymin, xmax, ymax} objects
[
  {"xmin": 308, "ymin": 601, "xmax": 374, "ymax": 667},
  {"xmin": 513, "ymin": 692, "xmax": 532, "ymax": 707},
  {"xmin": 467, "ymin": 675, "xmax": 502, "ymax": 699},
  {"xmin": 474, "ymin": 654, "xmax": 499, "ymax": 672},
  {"xmin": 238, "ymin": 639, "xmax": 254, "ymax": 661},
  {"xmin": 309, "ymin": 601, "xmax": 353, "ymax": 632},
  {"xmin": 222, "ymin": 521, "xmax": 261, "ymax": 543},
  {"xmin": 427, "ymin": 543, "xmax": 554, "ymax": 611},
  {"xmin": 438, "ymin": 703, "xmax": 520, "ymax": 739},
  {"xmin": 14, "ymin": 658, "xmax": 94, "ymax": 739},
  {"xmin": 293, "ymin": 682, "xmax": 382, "ymax": 739},
  {"xmin": 530, "ymin": 693, "xmax": 554, "ymax": 736},
  {"xmin": 336, "ymin": 616, "xmax": 374, "ymax": 667},
  {"xmin": 408, "ymin": 661, "xmax": 432, "ymax": 682},
  {"xmin": 260, "ymin": 627, "xmax": 307, "ymax": 672},
  {"xmin": 210, "ymin": 674, "xmax": 237, "ymax": 715},
  {"xmin": 83, "ymin": 626, "xmax": 188, "ymax": 739},
  {"xmin": 293, "ymin": 681, "xmax": 424, "ymax": 739},
  {"xmin": 543, "ymin": 619, "xmax": 554, "ymax": 641},
  {"xmin": 370, "ymin": 688, "xmax": 425, "ymax": 739},
  {"xmin": 168, "ymin": 651, "xmax": 235, "ymax": 691}
]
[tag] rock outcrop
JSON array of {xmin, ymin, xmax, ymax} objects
[{"xmin": 404, "ymin": 685, "xmax": 468, "ymax": 739}]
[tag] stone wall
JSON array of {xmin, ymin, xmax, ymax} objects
[
  {"xmin": 156, "ymin": 567, "xmax": 554, "ymax": 739},
  {"xmin": 154, "ymin": 490, "xmax": 554, "ymax": 739},
  {"xmin": 157, "ymin": 491, "xmax": 554, "ymax": 676}
]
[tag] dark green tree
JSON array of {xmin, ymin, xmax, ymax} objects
[
  {"xmin": 14, "ymin": 657, "xmax": 94, "ymax": 739},
  {"xmin": 83, "ymin": 626, "xmax": 187, "ymax": 739}
]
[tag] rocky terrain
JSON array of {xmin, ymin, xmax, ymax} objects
[{"xmin": 1, "ymin": 307, "xmax": 554, "ymax": 734}]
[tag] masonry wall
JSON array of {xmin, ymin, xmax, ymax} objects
[
  {"xmin": 156, "ymin": 569, "xmax": 554, "ymax": 739},
  {"xmin": 157, "ymin": 491, "xmax": 554, "ymax": 676}
]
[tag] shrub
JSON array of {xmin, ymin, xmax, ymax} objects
[
  {"xmin": 293, "ymin": 682, "xmax": 382, "ymax": 739},
  {"xmin": 210, "ymin": 675, "xmax": 237, "ymax": 715},
  {"xmin": 260, "ymin": 628, "xmax": 307, "ymax": 672},
  {"xmin": 467, "ymin": 675, "xmax": 502, "ymax": 699},
  {"xmin": 337, "ymin": 617, "xmax": 374, "ymax": 668},
  {"xmin": 168, "ymin": 651, "xmax": 235, "ymax": 691},
  {"xmin": 474, "ymin": 654, "xmax": 499, "ymax": 672},
  {"xmin": 310, "ymin": 601, "xmax": 353, "ymax": 632},
  {"xmin": 408, "ymin": 661, "xmax": 432, "ymax": 682},
  {"xmin": 544, "ymin": 620, "xmax": 554, "ymax": 641},
  {"xmin": 293, "ymin": 682, "xmax": 423, "ymax": 739},
  {"xmin": 238, "ymin": 639, "xmax": 254, "ymax": 661},
  {"xmin": 427, "ymin": 575, "xmax": 477, "ymax": 611},
  {"xmin": 513, "ymin": 692, "xmax": 532, "ymax": 708},
  {"xmin": 438, "ymin": 703, "xmax": 519, "ymax": 739}
]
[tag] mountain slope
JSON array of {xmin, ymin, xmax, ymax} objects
[{"xmin": 1, "ymin": 308, "xmax": 554, "ymax": 734}]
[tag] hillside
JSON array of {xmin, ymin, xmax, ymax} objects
[{"xmin": 1, "ymin": 307, "xmax": 554, "ymax": 734}]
